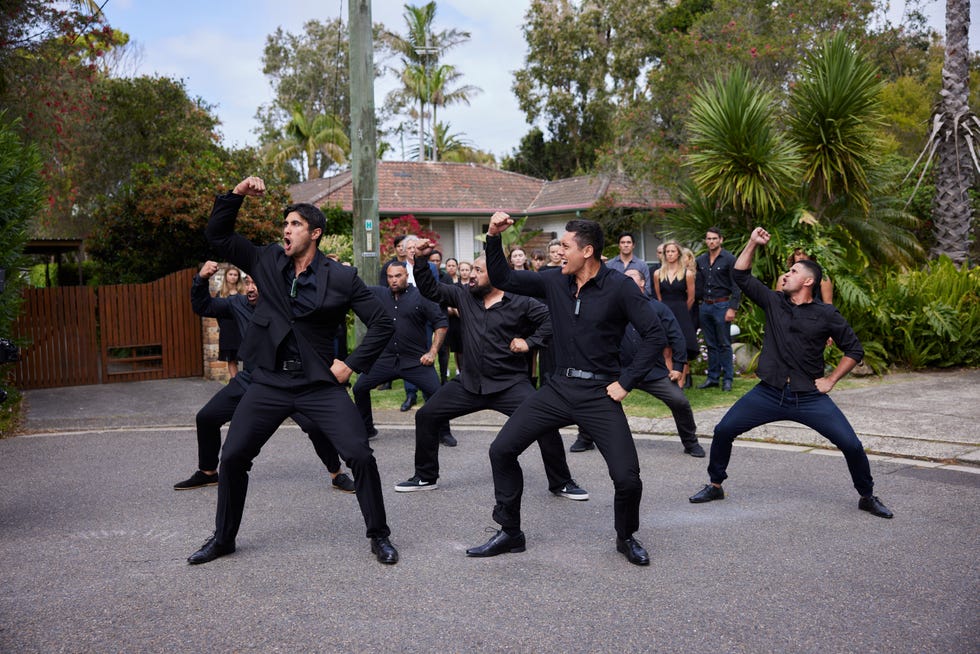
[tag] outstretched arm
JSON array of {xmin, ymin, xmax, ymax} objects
[{"xmin": 735, "ymin": 226, "xmax": 771, "ymax": 271}]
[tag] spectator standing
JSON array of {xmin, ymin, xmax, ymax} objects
[
  {"xmin": 695, "ymin": 227, "xmax": 741, "ymax": 391},
  {"xmin": 654, "ymin": 241, "xmax": 699, "ymax": 388},
  {"xmin": 607, "ymin": 232, "xmax": 653, "ymax": 297},
  {"xmin": 216, "ymin": 265, "xmax": 244, "ymax": 378}
]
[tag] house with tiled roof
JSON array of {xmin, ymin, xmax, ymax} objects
[{"xmin": 288, "ymin": 161, "xmax": 680, "ymax": 264}]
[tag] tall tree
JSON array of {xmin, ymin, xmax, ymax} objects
[
  {"xmin": 929, "ymin": 0, "xmax": 977, "ymax": 263},
  {"xmin": 262, "ymin": 104, "xmax": 350, "ymax": 181}
]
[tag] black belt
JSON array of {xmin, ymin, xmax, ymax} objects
[
  {"xmin": 703, "ymin": 296, "xmax": 730, "ymax": 304},
  {"xmin": 562, "ymin": 368, "xmax": 616, "ymax": 382},
  {"xmin": 279, "ymin": 359, "xmax": 303, "ymax": 372}
]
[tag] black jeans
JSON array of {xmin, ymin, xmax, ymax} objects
[
  {"xmin": 414, "ymin": 379, "xmax": 574, "ymax": 491},
  {"xmin": 708, "ymin": 382, "xmax": 874, "ymax": 496},
  {"xmin": 488, "ymin": 377, "xmax": 642, "ymax": 540},
  {"xmin": 352, "ymin": 357, "xmax": 450, "ymax": 436},
  {"xmin": 633, "ymin": 376, "xmax": 698, "ymax": 448},
  {"xmin": 215, "ymin": 381, "xmax": 389, "ymax": 545}
]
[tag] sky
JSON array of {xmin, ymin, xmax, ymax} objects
[{"xmin": 101, "ymin": 0, "xmax": 970, "ymax": 164}]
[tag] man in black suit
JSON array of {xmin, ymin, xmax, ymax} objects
[{"xmin": 189, "ymin": 176, "xmax": 398, "ymax": 565}]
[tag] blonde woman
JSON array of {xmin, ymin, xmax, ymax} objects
[
  {"xmin": 654, "ymin": 242, "xmax": 698, "ymax": 388},
  {"xmin": 217, "ymin": 265, "xmax": 245, "ymax": 378}
]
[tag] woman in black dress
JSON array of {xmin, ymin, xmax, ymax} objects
[
  {"xmin": 654, "ymin": 241, "xmax": 698, "ymax": 388},
  {"xmin": 216, "ymin": 265, "xmax": 244, "ymax": 378}
]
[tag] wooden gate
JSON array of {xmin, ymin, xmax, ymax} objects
[{"xmin": 11, "ymin": 268, "xmax": 202, "ymax": 389}]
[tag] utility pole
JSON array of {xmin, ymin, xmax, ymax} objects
[{"xmin": 349, "ymin": 0, "xmax": 379, "ymax": 339}]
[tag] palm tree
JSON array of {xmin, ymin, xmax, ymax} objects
[
  {"xmin": 929, "ymin": 0, "xmax": 977, "ymax": 263},
  {"xmin": 263, "ymin": 104, "xmax": 349, "ymax": 180},
  {"xmin": 428, "ymin": 63, "xmax": 480, "ymax": 161}
]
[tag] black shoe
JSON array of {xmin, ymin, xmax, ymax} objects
[
  {"xmin": 683, "ymin": 376, "xmax": 692, "ymax": 389},
  {"xmin": 616, "ymin": 536, "xmax": 650, "ymax": 566},
  {"xmin": 441, "ymin": 432, "xmax": 458, "ymax": 447},
  {"xmin": 466, "ymin": 529, "xmax": 526, "ymax": 557},
  {"xmin": 394, "ymin": 475, "xmax": 438, "ymax": 492},
  {"xmin": 684, "ymin": 443, "xmax": 706, "ymax": 458},
  {"xmin": 371, "ymin": 537, "xmax": 399, "ymax": 564},
  {"xmin": 400, "ymin": 395, "xmax": 417, "ymax": 412},
  {"xmin": 697, "ymin": 380, "xmax": 719, "ymax": 389},
  {"xmin": 174, "ymin": 470, "xmax": 218, "ymax": 490},
  {"xmin": 331, "ymin": 472, "xmax": 355, "ymax": 493},
  {"xmin": 552, "ymin": 480, "xmax": 589, "ymax": 501},
  {"xmin": 366, "ymin": 427, "xmax": 379, "ymax": 440},
  {"xmin": 722, "ymin": 380, "xmax": 733, "ymax": 391},
  {"xmin": 569, "ymin": 435, "xmax": 595, "ymax": 452},
  {"xmin": 858, "ymin": 495, "xmax": 894, "ymax": 519},
  {"xmin": 187, "ymin": 534, "xmax": 235, "ymax": 565},
  {"xmin": 376, "ymin": 382, "xmax": 392, "ymax": 390},
  {"xmin": 689, "ymin": 484, "xmax": 725, "ymax": 503}
]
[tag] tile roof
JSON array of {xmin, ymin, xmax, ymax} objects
[{"xmin": 288, "ymin": 161, "xmax": 679, "ymax": 216}]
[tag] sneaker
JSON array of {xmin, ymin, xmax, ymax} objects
[
  {"xmin": 331, "ymin": 472, "xmax": 355, "ymax": 493},
  {"xmin": 441, "ymin": 433, "xmax": 458, "ymax": 447},
  {"xmin": 553, "ymin": 480, "xmax": 589, "ymax": 501},
  {"xmin": 174, "ymin": 470, "xmax": 218, "ymax": 490},
  {"xmin": 394, "ymin": 475, "xmax": 438, "ymax": 492},
  {"xmin": 569, "ymin": 435, "xmax": 595, "ymax": 452}
]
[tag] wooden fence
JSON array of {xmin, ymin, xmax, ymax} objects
[{"xmin": 11, "ymin": 268, "xmax": 202, "ymax": 389}]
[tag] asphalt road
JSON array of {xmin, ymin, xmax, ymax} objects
[{"xmin": 1, "ymin": 410, "xmax": 977, "ymax": 652}]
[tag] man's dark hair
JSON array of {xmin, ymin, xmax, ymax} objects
[
  {"xmin": 283, "ymin": 203, "xmax": 327, "ymax": 245},
  {"xmin": 565, "ymin": 219, "xmax": 604, "ymax": 260},
  {"xmin": 428, "ymin": 249, "xmax": 443, "ymax": 259},
  {"xmin": 393, "ymin": 234, "xmax": 409, "ymax": 247},
  {"xmin": 796, "ymin": 259, "xmax": 823, "ymax": 297},
  {"xmin": 618, "ymin": 232, "xmax": 635, "ymax": 243},
  {"xmin": 706, "ymin": 226, "xmax": 723, "ymax": 238},
  {"xmin": 387, "ymin": 260, "xmax": 408, "ymax": 270}
]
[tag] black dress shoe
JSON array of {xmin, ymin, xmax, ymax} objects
[
  {"xmin": 441, "ymin": 432, "xmax": 458, "ymax": 447},
  {"xmin": 697, "ymin": 380, "xmax": 719, "ymax": 389},
  {"xmin": 465, "ymin": 529, "xmax": 526, "ymax": 557},
  {"xmin": 858, "ymin": 495, "xmax": 894, "ymax": 519},
  {"xmin": 684, "ymin": 443, "xmax": 706, "ymax": 458},
  {"xmin": 371, "ymin": 537, "xmax": 399, "ymax": 564},
  {"xmin": 689, "ymin": 484, "xmax": 725, "ymax": 503},
  {"xmin": 722, "ymin": 380, "xmax": 733, "ymax": 391},
  {"xmin": 569, "ymin": 434, "xmax": 595, "ymax": 452},
  {"xmin": 187, "ymin": 534, "xmax": 235, "ymax": 565},
  {"xmin": 616, "ymin": 536, "xmax": 650, "ymax": 566},
  {"xmin": 400, "ymin": 395, "xmax": 417, "ymax": 412}
]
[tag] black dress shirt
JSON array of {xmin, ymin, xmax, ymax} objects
[
  {"xmin": 414, "ymin": 254, "xmax": 553, "ymax": 394},
  {"xmin": 485, "ymin": 234, "xmax": 666, "ymax": 391},
  {"xmin": 696, "ymin": 248, "xmax": 742, "ymax": 309},
  {"xmin": 734, "ymin": 268, "xmax": 863, "ymax": 392},
  {"xmin": 371, "ymin": 283, "xmax": 447, "ymax": 368}
]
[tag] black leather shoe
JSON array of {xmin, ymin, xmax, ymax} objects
[
  {"xmin": 371, "ymin": 537, "xmax": 399, "ymax": 564},
  {"xmin": 722, "ymin": 380, "xmax": 733, "ymax": 391},
  {"xmin": 697, "ymin": 380, "xmax": 719, "ymax": 389},
  {"xmin": 400, "ymin": 395, "xmax": 417, "ymax": 412},
  {"xmin": 441, "ymin": 432, "xmax": 458, "ymax": 447},
  {"xmin": 616, "ymin": 536, "xmax": 650, "ymax": 566},
  {"xmin": 858, "ymin": 495, "xmax": 894, "ymax": 519},
  {"xmin": 684, "ymin": 443, "xmax": 706, "ymax": 458},
  {"xmin": 569, "ymin": 435, "xmax": 595, "ymax": 452},
  {"xmin": 187, "ymin": 534, "xmax": 235, "ymax": 565},
  {"xmin": 689, "ymin": 484, "xmax": 725, "ymax": 503},
  {"xmin": 466, "ymin": 529, "xmax": 526, "ymax": 557}
]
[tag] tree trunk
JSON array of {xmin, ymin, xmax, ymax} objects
[{"xmin": 931, "ymin": 0, "xmax": 974, "ymax": 264}]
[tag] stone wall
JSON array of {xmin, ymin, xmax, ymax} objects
[{"xmin": 200, "ymin": 266, "xmax": 233, "ymax": 382}]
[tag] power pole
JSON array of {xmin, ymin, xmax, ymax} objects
[{"xmin": 349, "ymin": 0, "xmax": 379, "ymax": 339}]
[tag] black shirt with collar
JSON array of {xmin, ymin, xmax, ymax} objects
[
  {"xmin": 371, "ymin": 283, "xmax": 447, "ymax": 368},
  {"xmin": 485, "ymin": 234, "xmax": 666, "ymax": 391},
  {"xmin": 735, "ymin": 268, "xmax": 863, "ymax": 392},
  {"xmin": 696, "ymin": 248, "xmax": 742, "ymax": 309},
  {"xmin": 414, "ymin": 253, "xmax": 553, "ymax": 394}
]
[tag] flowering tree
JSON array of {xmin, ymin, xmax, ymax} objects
[{"xmin": 379, "ymin": 215, "xmax": 440, "ymax": 260}]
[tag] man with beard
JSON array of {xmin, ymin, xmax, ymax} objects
[
  {"xmin": 393, "ymin": 246, "xmax": 588, "ymax": 503},
  {"xmin": 176, "ymin": 261, "xmax": 355, "ymax": 494},
  {"xmin": 351, "ymin": 262, "xmax": 455, "ymax": 445},
  {"xmin": 190, "ymin": 176, "xmax": 397, "ymax": 566}
]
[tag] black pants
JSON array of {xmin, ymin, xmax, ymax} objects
[
  {"xmin": 352, "ymin": 358, "xmax": 450, "ymax": 436},
  {"xmin": 633, "ymin": 377, "xmax": 698, "ymax": 448},
  {"xmin": 215, "ymin": 381, "xmax": 389, "ymax": 546},
  {"xmin": 488, "ymin": 377, "xmax": 642, "ymax": 540},
  {"xmin": 195, "ymin": 378, "xmax": 342, "ymax": 473},
  {"xmin": 414, "ymin": 379, "xmax": 574, "ymax": 491}
]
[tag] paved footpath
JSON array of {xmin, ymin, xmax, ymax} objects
[{"xmin": 1, "ymin": 371, "xmax": 977, "ymax": 652}]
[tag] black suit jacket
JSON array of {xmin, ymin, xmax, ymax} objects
[{"xmin": 205, "ymin": 192, "xmax": 393, "ymax": 385}]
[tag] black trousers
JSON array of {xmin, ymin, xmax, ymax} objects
[
  {"xmin": 352, "ymin": 358, "xmax": 450, "ymax": 436},
  {"xmin": 215, "ymin": 381, "xmax": 389, "ymax": 546},
  {"xmin": 488, "ymin": 377, "xmax": 642, "ymax": 540},
  {"xmin": 195, "ymin": 378, "xmax": 342, "ymax": 473},
  {"xmin": 414, "ymin": 379, "xmax": 574, "ymax": 491},
  {"xmin": 633, "ymin": 377, "xmax": 698, "ymax": 448}
]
